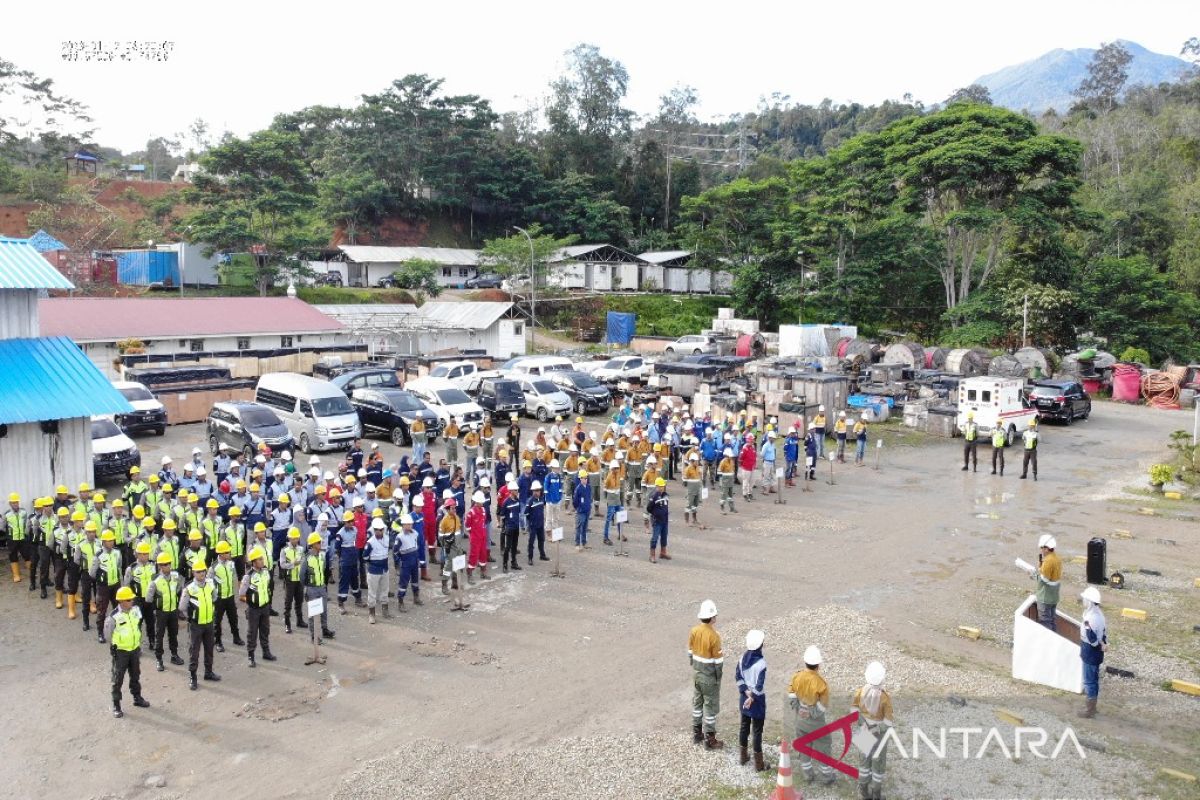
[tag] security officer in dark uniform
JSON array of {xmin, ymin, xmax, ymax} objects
[
  {"xmin": 105, "ymin": 586, "xmax": 150, "ymax": 718},
  {"xmin": 145, "ymin": 552, "xmax": 185, "ymax": 671},
  {"xmin": 239, "ymin": 546, "xmax": 277, "ymax": 667},
  {"xmin": 182, "ymin": 559, "xmax": 221, "ymax": 690}
]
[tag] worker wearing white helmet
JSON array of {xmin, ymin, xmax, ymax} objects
[
  {"xmin": 464, "ymin": 489, "xmax": 490, "ymax": 583},
  {"xmin": 853, "ymin": 414, "xmax": 869, "ymax": 466},
  {"xmin": 392, "ymin": 511, "xmax": 424, "ymax": 611},
  {"xmin": 1034, "ymin": 534, "xmax": 1062, "ymax": 631},
  {"xmin": 688, "ymin": 599, "xmax": 725, "ymax": 750},
  {"xmin": 602, "ymin": 457, "xmax": 623, "ymax": 546},
  {"xmin": 444, "ymin": 416, "xmax": 460, "ymax": 470},
  {"xmin": 1079, "ymin": 586, "xmax": 1107, "ymax": 718},
  {"xmin": 811, "ymin": 405, "xmax": 827, "ymax": 459},
  {"xmin": 544, "ymin": 458, "xmax": 564, "ymax": 532},
  {"xmin": 524, "ymin": 478, "xmax": 548, "ymax": 565},
  {"xmin": 717, "ymin": 446, "xmax": 737, "ymax": 514},
  {"xmin": 362, "ymin": 518, "xmax": 391, "ymax": 623},
  {"xmin": 735, "ymin": 630, "xmax": 768, "ymax": 771},
  {"xmin": 789, "ymin": 645, "xmax": 834, "ymax": 785},
  {"xmin": 851, "ymin": 661, "xmax": 894, "ymax": 798}
]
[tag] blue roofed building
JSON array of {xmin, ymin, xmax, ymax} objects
[{"xmin": 0, "ymin": 236, "xmax": 133, "ymax": 504}]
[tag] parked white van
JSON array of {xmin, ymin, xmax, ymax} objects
[
  {"xmin": 255, "ymin": 372, "xmax": 361, "ymax": 453},
  {"xmin": 404, "ymin": 376, "xmax": 485, "ymax": 428},
  {"xmin": 501, "ymin": 355, "xmax": 575, "ymax": 379}
]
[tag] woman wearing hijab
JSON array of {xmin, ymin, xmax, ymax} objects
[
  {"xmin": 851, "ymin": 661, "xmax": 893, "ymax": 800},
  {"xmin": 734, "ymin": 629, "xmax": 767, "ymax": 771},
  {"xmin": 1079, "ymin": 586, "xmax": 1108, "ymax": 718}
]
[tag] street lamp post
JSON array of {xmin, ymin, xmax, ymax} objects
[{"xmin": 512, "ymin": 226, "xmax": 536, "ymax": 351}]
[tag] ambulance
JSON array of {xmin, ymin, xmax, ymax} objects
[{"xmin": 956, "ymin": 377, "xmax": 1038, "ymax": 446}]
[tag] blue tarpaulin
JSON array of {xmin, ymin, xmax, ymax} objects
[
  {"xmin": 116, "ymin": 250, "xmax": 179, "ymax": 286},
  {"xmin": 606, "ymin": 311, "xmax": 636, "ymax": 345}
]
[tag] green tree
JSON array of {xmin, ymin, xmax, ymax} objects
[
  {"xmin": 544, "ymin": 44, "xmax": 634, "ymax": 183},
  {"xmin": 1078, "ymin": 255, "xmax": 1199, "ymax": 361},
  {"xmin": 534, "ymin": 173, "xmax": 631, "ymax": 243},
  {"xmin": 0, "ymin": 57, "xmax": 92, "ymax": 147},
  {"xmin": 1075, "ymin": 41, "xmax": 1133, "ymax": 112},
  {"xmin": 478, "ymin": 223, "xmax": 577, "ymax": 285},
  {"xmin": 944, "ymin": 85, "xmax": 993, "ymax": 106},
  {"xmin": 183, "ymin": 130, "xmax": 329, "ymax": 295},
  {"xmin": 390, "ymin": 258, "xmax": 442, "ymax": 299}
]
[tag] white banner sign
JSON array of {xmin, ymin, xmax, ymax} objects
[
  {"xmin": 452, "ymin": 554, "xmax": 467, "ymax": 572},
  {"xmin": 306, "ymin": 597, "xmax": 324, "ymax": 619},
  {"xmin": 701, "ymin": 487, "xmax": 709, "ymax": 500},
  {"xmin": 614, "ymin": 510, "xmax": 628, "ymax": 524},
  {"xmin": 550, "ymin": 526, "xmax": 563, "ymax": 542}
]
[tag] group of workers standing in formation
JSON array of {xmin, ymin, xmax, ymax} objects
[
  {"xmin": 958, "ymin": 411, "xmax": 1041, "ymax": 479},
  {"xmin": 688, "ymin": 600, "xmax": 894, "ymax": 800}
]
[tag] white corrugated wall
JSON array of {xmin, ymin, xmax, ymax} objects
[
  {"xmin": 0, "ymin": 290, "xmax": 39, "ymax": 339},
  {"xmin": 0, "ymin": 417, "xmax": 94, "ymax": 500}
]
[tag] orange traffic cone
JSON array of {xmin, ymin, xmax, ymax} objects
[{"xmin": 769, "ymin": 736, "xmax": 802, "ymax": 800}]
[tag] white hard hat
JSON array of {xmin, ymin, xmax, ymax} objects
[
  {"xmin": 865, "ymin": 661, "xmax": 886, "ymax": 686},
  {"xmin": 365, "ymin": 482, "xmax": 376, "ymax": 492},
  {"xmin": 697, "ymin": 599, "xmax": 718, "ymax": 619},
  {"xmin": 309, "ymin": 455, "xmax": 321, "ymax": 466},
  {"xmin": 1038, "ymin": 534, "xmax": 1057, "ymax": 549},
  {"xmin": 370, "ymin": 443, "xmax": 379, "ymax": 450},
  {"xmin": 400, "ymin": 513, "xmax": 414, "ymax": 525},
  {"xmin": 442, "ymin": 489, "xmax": 453, "ymax": 499},
  {"xmin": 1081, "ymin": 586, "xmax": 1102, "ymax": 605},
  {"xmin": 689, "ymin": 453, "xmax": 699, "ymax": 461},
  {"xmin": 256, "ymin": 455, "xmax": 267, "ymax": 464},
  {"xmin": 161, "ymin": 455, "xmax": 172, "ymax": 465},
  {"xmin": 537, "ymin": 427, "xmax": 545, "ymax": 433},
  {"xmin": 195, "ymin": 466, "xmax": 207, "ymax": 476},
  {"xmin": 531, "ymin": 480, "xmax": 542, "ymax": 490},
  {"xmin": 371, "ymin": 518, "xmax": 385, "ymax": 530},
  {"xmin": 352, "ymin": 497, "xmax": 365, "ymax": 507},
  {"xmin": 609, "ymin": 460, "xmax": 619, "ymax": 469},
  {"xmin": 317, "ymin": 511, "xmax": 330, "ymax": 522},
  {"xmin": 550, "ymin": 459, "xmax": 560, "ymax": 468},
  {"xmin": 422, "ymin": 477, "xmax": 434, "ymax": 487},
  {"xmin": 308, "ymin": 467, "xmax": 320, "ymax": 478},
  {"xmin": 589, "ymin": 431, "xmax": 597, "ymax": 440},
  {"xmin": 192, "ymin": 446, "xmax": 202, "ymax": 455},
  {"xmin": 818, "ymin": 405, "xmax": 825, "ymax": 412},
  {"xmin": 745, "ymin": 629, "xmax": 765, "ymax": 650},
  {"xmin": 280, "ymin": 451, "xmax": 292, "ymax": 461},
  {"xmin": 616, "ymin": 451, "xmax": 625, "ymax": 460},
  {"xmin": 507, "ymin": 481, "xmax": 518, "ymax": 491},
  {"xmin": 505, "ymin": 471, "xmax": 515, "ymax": 483},
  {"xmin": 804, "ymin": 645, "xmax": 823, "ymax": 666},
  {"xmin": 472, "ymin": 491, "xmax": 486, "ymax": 504},
  {"xmin": 768, "ymin": 431, "xmax": 777, "ymax": 438},
  {"xmin": 324, "ymin": 470, "xmax": 335, "ymax": 480},
  {"xmin": 480, "ymin": 476, "xmax": 491, "ymax": 487},
  {"xmin": 273, "ymin": 465, "xmax": 285, "ymax": 475},
  {"xmin": 723, "ymin": 447, "xmax": 733, "ymax": 457},
  {"xmin": 646, "ymin": 455, "xmax": 657, "ymax": 464},
  {"xmin": 569, "ymin": 443, "xmax": 578, "ymax": 452},
  {"xmin": 412, "ymin": 495, "xmax": 424, "ymax": 508}
]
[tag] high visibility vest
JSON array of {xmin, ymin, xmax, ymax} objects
[
  {"xmin": 992, "ymin": 429, "xmax": 1006, "ymax": 448},
  {"xmin": 113, "ymin": 517, "xmax": 134, "ymax": 545},
  {"xmin": 223, "ymin": 525, "xmax": 245, "ymax": 558},
  {"xmin": 4, "ymin": 510, "xmax": 27, "ymax": 541},
  {"xmin": 79, "ymin": 539, "xmax": 99, "ymax": 571},
  {"xmin": 185, "ymin": 581, "xmax": 215, "ymax": 624},
  {"xmin": 964, "ymin": 422, "xmax": 977, "ymax": 441},
  {"xmin": 213, "ymin": 560, "xmax": 237, "ymax": 599},
  {"xmin": 305, "ymin": 554, "xmax": 326, "ymax": 587},
  {"xmin": 131, "ymin": 562, "xmax": 154, "ymax": 597},
  {"xmin": 99, "ymin": 548, "xmax": 121, "ymax": 586},
  {"xmin": 253, "ymin": 539, "xmax": 274, "ymax": 571},
  {"xmin": 152, "ymin": 573, "xmax": 180, "ymax": 611},
  {"xmin": 40, "ymin": 516, "xmax": 55, "ymax": 547},
  {"xmin": 110, "ymin": 609, "xmax": 142, "ymax": 652},
  {"xmin": 1024, "ymin": 430, "xmax": 1038, "ymax": 450},
  {"xmin": 201, "ymin": 517, "xmax": 222, "ymax": 549},
  {"xmin": 282, "ymin": 545, "xmax": 304, "ymax": 582},
  {"xmin": 183, "ymin": 546, "xmax": 207, "ymax": 571},
  {"xmin": 247, "ymin": 569, "xmax": 271, "ymax": 606},
  {"xmin": 157, "ymin": 538, "xmax": 180, "ymax": 571}
]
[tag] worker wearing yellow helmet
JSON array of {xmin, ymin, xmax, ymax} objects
[
  {"xmin": 51, "ymin": 507, "xmax": 78, "ymax": 611},
  {"xmin": 124, "ymin": 540, "xmax": 158, "ymax": 651},
  {"xmin": 73, "ymin": 482, "xmax": 93, "ymax": 518},
  {"xmin": 74, "ymin": 519, "xmax": 102, "ymax": 631},
  {"xmin": 146, "ymin": 550, "xmax": 185, "ymax": 671},
  {"xmin": 300, "ymin": 529, "xmax": 335, "ymax": 648},
  {"xmin": 221, "ymin": 505, "xmax": 247, "ymax": 579},
  {"xmin": 92, "ymin": 529, "xmax": 124, "ymax": 639},
  {"xmin": 183, "ymin": 556, "xmax": 220, "ymax": 689},
  {"xmin": 124, "ymin": 465, "xmax": 147, "ymax": 510},
  {"xmin": 960, "ymin": 410, "xmax": 979, "ymax": 472},
  {"xmin": 32, "ymin": 495, "xmax": 57, "ymax": 599},
  {"xmin": 648, "ymin": 475, "xmax": 670, "ymax": 563},
  {"xmin": 279, "ymin": 528, "xmax": 307, "ymax": 634},
  {"xmin": 209, "ymin": 540, "xmax": 243, "ymax": 653},
  {"xmin": 182, "ymin": 530, "xmax": 207, "ymax": 574},
  {"xmin": 154, "ymin": 517, "xmax": 181, "ymax": 573},
  {"xmin": 106, "ymin": 582, "xmax": 150, "ymax": 718},
  {"xmin": 5, "ymin": 490, "xmax": 33, "ymax": 586},
  {"xmin": 239, "ymin": 544, "xmax": 277, "ymax": 666}
]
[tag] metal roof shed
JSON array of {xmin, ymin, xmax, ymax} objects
[{"xmin": 0, "ymin": 337, "xmax": 132, "ymax": 424}]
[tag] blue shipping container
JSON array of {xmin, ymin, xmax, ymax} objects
[{"xmin": 116, "ymin": 250, "xmax": 180, "ymax": 286}]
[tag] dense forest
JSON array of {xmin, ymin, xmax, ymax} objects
[{"xmin": 2, "ymin": 40, "xmax": 1199, "ymax": 359}]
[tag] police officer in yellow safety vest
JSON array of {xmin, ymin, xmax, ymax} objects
[
  {"xmin": 990, "ymin": 426, "xmax": 1007, "ymax": 475},
  {"xmin": 1019, "ymin": 418, "xmax": 1039, "ymax": 481},
  {"xmin": 145, "ymin": 553, "xmax": 185, "ymax": 671},
  {"xmin": 960, "ymin": 411, "xmax": 979, "ymax": 472},
  {"xmin": 300, "ymin": 532, "xmax": 336, "ymax": 646},
  {"xmin": 91, "ymin": 531, "xmax": 123, "ymax": 642},
  {"xmin": 5, "ymin": 492, "xmax": 33, "ymax": 585},
  {"xmin": 851, "ymin": 661, "xmax": 894, "ymax": 800},
  {"xmin": 209, "ymin": 542, "xmax": 243, "ymax": 653},
  {"xmin": 105, "ymin": 586, "xmax": 150, "ymax": 718},
  {"xmin": 689, "ymin": 599, "xmax": 725, "ymax": 750},
  {"xmin": 124, "ymin": 542, "xmax": 156, "ymax": 653},
  {"xmin": 239, "ymin": 546, "xmax": 277, "ymax": 667},
  {"xmin": 183, "ymin": 559, "xmax": 221, "ymax": 690},
  {"xmin": 790, "ymin": 645, "xmax": 834, "ymax": 786}
]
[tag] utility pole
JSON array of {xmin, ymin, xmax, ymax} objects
[
  {"xmin": 513, "ymin": 226, "xmax": 536, "ymax": 352},
  {"xmin": 664, "ymin": 154, "xmax": 672, "ymax": 231},
  {"xmin": 1022, "ymin": 293, "xmax": 1029, "ymax": 348}
]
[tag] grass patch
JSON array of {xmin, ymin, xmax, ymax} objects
[{"xmin": 603, "ymin": 294, "xmax": 730, "ymax": 338}]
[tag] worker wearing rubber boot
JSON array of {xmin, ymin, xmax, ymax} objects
[
  {"xmin": 391, "ymin": 513, "xmax": 424, "ymax": 612},
  {"xmin": 239, "ymin": 546, "xmax": 277, "ymax": 667},
  {"xmin": 182, "ymin": 559, "xmax": 221, "ymax": 690},
  {"xmin": 717, "ymin": 448, "xmax": 737, "ymax": 514},
  {"xmin": 361, "ymin": 519, "xmax": 391, "ymax": 622},
  {"xmin": 789, "ymin": 645, "xmax": 835, "ymax": 786},
  {"xmin": 4, "ymin": 492, "xmax": 32, "ymax": 585},
  {"xmin": 852, "ymin": 661, "xmax": 894, "ymax": 799},
  {"xmin": 688, "ymin": 599, "xmax": 725, "ymax": 750},
  {"xmin": 106, "ymin": 586, "xmax": 150, "ymax": 718},
  {"xmin": 735, "ymin": 629, "xmax": 768, "ymax": 771},
  {"xmin": 811, "ymin": 406, "xmax": 827, "ymax": 459},
  {"xmin": 1034, "ymin": 534, "xmax": 1061, "ymax": 631},
  {"xmin": 960, "ymin": 411, "xmax": 979, "ymax": 471},
  {"xmin": 991, "ymin": 426, "xmax": 1006, "ymax": 475},
  {"xmin": 145, "ymin": 553, "xmax": 184, "ymax": 671},
  {"xmin": 74, "ymin": 521, "xmax": 100, "ymax": 632},
  {"xmin": 1019, "ymin": 417, "xmax": 1039, "ymax": 480},
  {"xmin": 1079, "ymin": 586, "xmax": 1108, "ymax": 719},
  {"xmin": 682, "ymin": 453, "xmax": 702, "ymax": 527}
]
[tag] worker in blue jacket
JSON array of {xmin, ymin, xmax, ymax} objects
[
  {"xmin": 647, "ymin": 477, "xmax": 670, "ymax": 563},
  {"xmin": 700, "ymin": 429, "xmax": 720, "ymax": 488},
  {"xmin": 544, "ymin": 461, "xmax": 564, "ymax": 531},
  {"xmin": 783, "ymin": 429, "xmax": 800, "ymax": 487},
  {"xmin": 524, "ymin": 483, "xmax": 548, "ymax": 565},
  {"xmin": 804, "ymin": 428, "xmax": 818, "ymax": 481},
  {"xmin": 572, "ymin": 469, "xmax": 591, "ymax": 549},
  {"xmin": 517, "ymin": 463, "xmax": 534, "ymax": 533},
  {"xmin": 499, "ymin": 484, "xmax": 522, "ymax": 572}
]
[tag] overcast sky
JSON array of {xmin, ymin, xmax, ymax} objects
[{"xmin": 6, "ymin": 0, "xmax": 1194, "ymax": 153}]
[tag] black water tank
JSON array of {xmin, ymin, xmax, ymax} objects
[{"xmin": 1087, "ymin": 537, "xmax": 1107, "ymax": 585}]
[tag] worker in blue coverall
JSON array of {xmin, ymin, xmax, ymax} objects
[{"xmin": 573, "ymin": 468, "xmax": 591, "ymax": 548}]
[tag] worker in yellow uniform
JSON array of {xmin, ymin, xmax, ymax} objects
[
  {"xmin": 183, "ymin": 559, "xmax": 220, "ymax": 690},
  {"xmin": 239, "ymin": 546, "xmax": 277, "ymax": 667},
  {"xmin": 850, "ymin": 661, "xmax": 893, "ymax": 800},
  {"xmin": 717, "ymin": 448, "xmax": 737, "ymax": 514},
  {"xmin": 834, "ymin": 412, "xmax": 848, "ymax": 463},
  {"xmin": 4, "ymin": 492, "xmax": 32, "ymax": 584},
  {"xmin": 145, "ymin": 552, "xmax": 185, "ymax": 671},
  {"xmin": 1034, "ymin": 534, "xmax": 1061, "ymax": 630},
  {"xmin": 1020, "ymin": 417, "xmax": 1039, "ymax": 481},
  {"xmin": 789, "ymin": 645, "xmax": 835, "ymax": 786},
  {"xmin": 688, "ymin": 599, "xmax": 725, "ymax": 750},
  {"xmin": 990, "ymin": 426, "xmax": 1007, "ymax": 475},
  {"xmin": 960, "ymin": 411, "xmax": 979, "ymax": 472},
  {"xmin": 105, "ymin": 586, "xmax": 150, "ymax": 718},
  {"xmin": 91, "ymin": 530, "xmax": 123, "ymax": 642}
]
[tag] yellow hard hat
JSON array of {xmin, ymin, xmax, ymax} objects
[
  {"xmin": 287, "ymin": 528, "xmax": 301, "ymax": 539},
  {"xmin": 215, "ymin": 541, "xmax": 231, "ymax": 554},
  {"xmin": 655, "ymin": 477, "xmax": 666, "ymax": 487},
  {"xmin": 1029, "ymin": 418, "xmax": 1038, "ymax": 427},
  {"xmin": 162, "ymin": 519, "xmax": 177, "ymax": 530},
  {"xmin": 57, "ymin": 506, "xmax": 69, "ymax": 517},
  {"xmin": 84, "ymin": 520, "xmax": 98, "ymax": 532},
  {"xmin": 578, "ymin": 469, "xmax": 588, "ymax": 478},
  {"xmin": 100, "ymin": 530, "xmax": 115, "ymax": 541},
  {"xmin": 147, "ymin": 474, "xmax": 159, "ymax": 483},
  {"xmin": 78, "ymin": 482, "xmax": 91, "ymax": 492},
  {"xmin": 129, "ymin": 466, "xmax": 141, "ymax": 475},
  {"xmin": 249, "ymin": 482, "xmax": 261, "ymax": 492},
  {"xmin": 93, "ymin": 493, "xmax": 106, "ymax": 503},
  {"xmin": 342, "ymin": 511, "xmax": 355, "ymax": 522},
  {"xmin": 192, "ymin": 559, "xmax": 207, "ymax": 571},
  {"xmin": 966, "ymin": 411, "xmax": 975, "ymax": 419},
  {"xmin": 576, "ymin": 416, "xmax": 584, "ymax": 423},
  {"xmin": 143, "ymin": 517, "xmax": 157, "ymax": 528},
  {"xmin": 248, "ymin": 546, "xmax": 266, "ymax": 561},
  {"xmin": 206, "ymin": 499, "xmax": 219, "ymax": 509},
  {"xmin": 163, "ymin": 483, "xmax": 174, "ymax": 492},
  {"xmin": 7, "ymin": 492, "xmax": 19, "ymax": 503},
  {"xmin": 228, "ymin": 506, "xmax": 242, "ymax": 516},
  {"xmin": 371, "ymin": 508, "xmax": 384, "ymax": 518},
  {"xmin": 188, "ymin": 530, "xmax": 202, "ymax": 540},
  {"xmin": 136, "ymin": 542, "xmax": 152, "ymax": 554},
  {"xmin": 315, "ymin": 484, "xmax": 327, "ymax": 494},
  {"xmin": 111, "ymin": 498, "xmax": 125, "ymax": 508},
  {"xmin": 32, "ymin": 497, "xmax": 45, "ymax": 508},
  {"xmin": 278, "ymin": 493, "xmax": 290, "ymax": 503},
  {"xmin": 56, "ymin": 484, "xmax": 68, "ymax": 494},
  {"xmin": 344, "ymin": 475, "xmax": 356, "ymax": 484},
  {"xmin": 115, "ymin": 586, "xmax": 135, "ymax": 601},
  {"xmin": 236, "ymin": 480, "xmax": 247, "ymax": 490},
  {"xmin": 307, "ymin": 533, "xmax": 322, "ymax": 546},
  {"xmin": 398, "ymin": 477, "xmax": 409, "ymax": 486},
  {"xmin": 156, "ymin": 553, "xmax": 172, "ymax": 565},
  {"xmin": 254, "ymin": 522, "xmax": 267, "ymax": 532}
]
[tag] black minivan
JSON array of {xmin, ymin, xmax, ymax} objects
[
  {"xmin": 206, "ymin": 401, "xmax": 295, "ymax": 459},
  {"xmin": 551, "ymin": 370, "xmax": 612, "ymax": 415},
  {"xmin": 469, "ymin": 376, "xmax": 527, "ymax": 416}
]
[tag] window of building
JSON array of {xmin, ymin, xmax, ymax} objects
[
  {"xmin": 442, "ymin": 267, "xmax": 452, "ymax": 277},
  {"xmin": 189, "ymin": 339, "xmax": 204, "ymax": 352},
  {"xmin": 512, "ymin": 322, "xmax": 524, "ymax": 336},
  {"xmin": 236, "ymin": 337, "xmax": 250, "ymax": 350},
  {"xmin": 281, "ymin": 335, "xmax": 294, "ymax": 348},
  {"xmin": 459, "ymin": 267, "xmax": 470, "ymax": 277}
]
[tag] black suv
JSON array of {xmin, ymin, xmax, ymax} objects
[
  {"xmin": 349, "ymin": 387, "xmax": 442, "ymax": 446},
  {"xmin": 468, "ymin": 376, "xmax": 527, "ymax": 416},
  {"xmin": 550, "ymin": 370, "xmax": 612, "ymax": 415},
  {"xmin": 1028, "ymin": 380, "xmax": 1092, "ymax": 424},
  {"xmin": 330, "ymin": 368, "xmax": 401, "ymax": 394},
  {"xmin": 206, "ymin": 402, "xmax": 295, "ymax": 460}
]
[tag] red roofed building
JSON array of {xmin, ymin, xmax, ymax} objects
[{"xmin": 39, "ymin": 296, "xmax": 353, "ymax": 378}]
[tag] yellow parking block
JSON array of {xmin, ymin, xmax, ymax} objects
[
  {"xmin": 1112, "ymin": 529, "xmax": 1133, "ymax": 539},
  {"xmin": 1160, "ymin": 767, "xmax": 1197, "ymax": 782},
  {"xmin": 1120, "ymin": 608, "xmax": 1148, "ymax": 621},
  {"xmin": 956, "ymin": 626, "xmax": 981, "ymax": 640},
  {"xmin": 1169, "ymin": 679, "xmax": 1200, "ymax": 697},
  {"xmin": 1071, "ymin": 555, "xmax": 1088, "ymax": 565},
  {"xmin": 1193, "ymin": 577, "xmax": 1200, "ymax": 589},
  {"xmin": 994, "ymin": 708, "xmax": 1024, "ymax": 726},
  {"xmin": 1164, "ymin": 491, "xmax": 1182, "ymax": 500},
  {"xmin": 1138, "ymin": 507, "xmax": 1157, "ymax": 516}
]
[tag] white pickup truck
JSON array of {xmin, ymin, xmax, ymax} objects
[
  {"xmin": 956, "ymin": 377, "xmax": 1038, "ymax": 445},
  {"xmin": 589, "ymin": 355, "xmax": 652, "ymax": 383}
]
